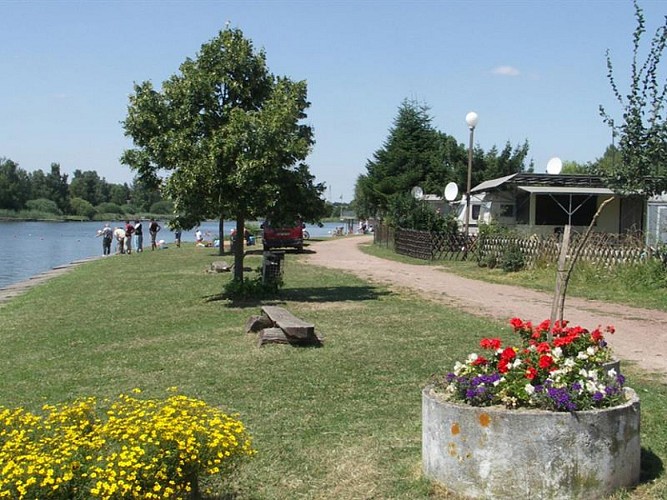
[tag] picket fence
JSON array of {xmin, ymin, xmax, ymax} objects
[{"xmin": 374, "ymin": 224, "xmax": 650, "ymax": 268}]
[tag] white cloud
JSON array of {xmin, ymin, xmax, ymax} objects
[{"xmin": 492, "ymin": 65, "xmax": 520, "ymax": 77}]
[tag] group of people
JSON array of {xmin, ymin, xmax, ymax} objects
[{"xmin": 97, "ymin": 219, "xmax": 163, "ymax": 255}]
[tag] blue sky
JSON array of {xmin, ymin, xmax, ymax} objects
[{"xmin": 1, "ymin": 1, "xmax": 665, "ymax": 202}]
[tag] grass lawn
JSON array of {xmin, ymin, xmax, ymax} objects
[{"xmin": 0, "ymin": 243, "xmax": 665, "ymax": 498}]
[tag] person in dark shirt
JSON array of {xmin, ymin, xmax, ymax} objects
[
  {"xmin": 134, "ymin": 219, "xmax": 143, "ymax": 252},
  {"xmin": 149, "ymin": 219, "xmax": 161, "ymax": 250}
]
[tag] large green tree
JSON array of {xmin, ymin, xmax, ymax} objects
[
  {"xmin": 356, "ymin": 100, "xmax": 454, "ymax": 217},
  {"xmin": 355, "ymin": 100, "xmax": 532, "ymax": 219},
  {"xmin": 0, "ymin": 158, "xmax": 30, "ymax": 210},
  {"xmin": 122, "ymin": 27, "xmax": 326, "ymax": 280},
  {"xmin": 69, "ymin": 170, "xmax": 110, "ymax": 207},
  {"xmin": 599, "ymin": 0, "xmax": 667, "ymax": 196}
]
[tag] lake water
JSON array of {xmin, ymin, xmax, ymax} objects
[{"xmin": 0, "ymin": 220, "xmax": 345, "ymax": 289}]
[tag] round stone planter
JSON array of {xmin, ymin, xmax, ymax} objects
[{"xmin": 422, "ymin": 386, "xmax": 640, "ymax": 499}]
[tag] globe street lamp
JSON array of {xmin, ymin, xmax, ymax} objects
[{"xmin": 464, "ymin": 111, "xmax": 479, "ymax": 237}]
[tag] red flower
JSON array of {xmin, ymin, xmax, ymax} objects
[
  {"xmin": 480, "ymin": 338, "xmax": 502, "ymax": 350},
  {"xmin": 553, "ymin": 335, "xmax": 574, "ymax": 347},
  {"xmin": 538, "ymin": 355, "xmax": 553, "ymax": 369},
  {"xmin": 591, "ymin": 328, "xmax": 603, "ymax": 342},
  {"xmin": 510, "ymin": 317, "xmax": 525, "ymax": 331},
  {"xmin": 525, "ymin": 366, "xmax": 538, "ymax": 380},
  {"xmin": 501, "ymin": 347, "xmax": 516, "ymax": 361},
  {"xmin": 537, "ymin": 319, "xmax": 551, "ymax": 332},
  {"xmin": 536, "ymin": 342, "xmax": 551, "ymax": 353},
  {"xmin": 498, "ymin": 359, "xmax": 510, "ymax": 374},
  {"xmin": 472, "ymin": 356, "xmax": 488, "ymax": 366}
]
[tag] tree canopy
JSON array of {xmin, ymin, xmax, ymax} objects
[{"xmin": 122, "ymin": 27, "xmax": 327, "ymax": 279}]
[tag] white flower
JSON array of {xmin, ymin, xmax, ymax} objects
[
  {"xmin": 512, "ymin": 358, "xmax": 522, "ymax": 369},
  {"xmin": 579, "ymin": 368, "xmax": 589, "ymax": 378},
  {"xmin": 586, "ymin": 346, "xmax": 596, "ymax": 356},
  {"xmin": 563, "ymin": 358, "xmax": 576, "ymax": 368},
  {"xmin": 586, "ymin": 380, "xmax": 603, "ymax": 393},
  {"xmin": 525, "ymin": 384, "xmax": 535, "ymax": 395},
  {"xmin": 454, "ymin": 361, "xmax": 465, "ymax": 374},
  {"xmin": 577, "ymin": 351, "xmax": 589, "ymax": 360},
  {"xmin": 467, "ymin": 353, "xmax": 479, "ymax": 364},
  {"xmin": 552, "ymin": 347, "xmax": 563, "ymax": 358},
  {"xmin": 607, "ymin": 368, "xmax": 617, "ymax": 378}
]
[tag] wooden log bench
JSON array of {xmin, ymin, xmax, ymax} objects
[{"xmin": 247, "ymin": 306, "xmax": 322, "ymax": 347}]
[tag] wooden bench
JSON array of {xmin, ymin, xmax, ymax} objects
[{"xmin": 247, "ymin": 306, "xmax": 321, "ymax": 347}]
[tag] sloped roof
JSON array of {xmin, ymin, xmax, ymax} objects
[{"xmin": 471, "ymin": 173, "xmax": 610, "ymax": 194}]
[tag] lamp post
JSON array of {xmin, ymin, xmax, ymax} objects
[{"xmin": 464, "ymin": 111, "xmax": 478, "ymax": 237}]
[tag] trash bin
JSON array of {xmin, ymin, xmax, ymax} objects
[{"xmin": 262, "ymin": 251, "xmax": 285, "ymax": 284}]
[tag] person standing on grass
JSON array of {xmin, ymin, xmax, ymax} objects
[
  {"xmin": 175, "ymin": 227, "xmax": 182, "ymax": 248},
  {"xmin": 98, "ymin": 223, "xmax": 113, "ymax": 256},
  {"xmin": 114, "ymin": 226, "xmax": 126, "ymax": 254},
  {"xmin": 124, "ymin": 220, "xmax": 135, "ymax": 254},
  {"xmin": 149, "ymin": 219, "xmax": 161, "ymax": 250},
  {"xmin": 134, "ymin": 219, "xmax": 143, "ymax": 252}
]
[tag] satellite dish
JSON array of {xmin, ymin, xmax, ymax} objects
[
  {"xmin": 444, "ymin": 182, "xmax": 459, "ymax": 201},
  {"xmin": 411, "ymin": 186, "xmax": 424, "ymax": 200},
  {"xmin": 546, "ymin": 157, "xmax": 563, "ymax": 175}
]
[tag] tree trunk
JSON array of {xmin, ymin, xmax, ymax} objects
[
  {"xmin": 234, "ymin": 215, "xmax": 245, "ymax": 282},
  {"xmin": 549, "ymin": 197, "xmax": 614, "ymax": 334},
  {"xmin": 549, "ymin": 224, "xmax": 571, "ymax": 340},
  {"xmin": 218, "ymin": 216, "xmax": 225, "ymax": 255}
]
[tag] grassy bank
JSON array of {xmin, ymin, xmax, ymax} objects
[{"xmin": 1, "ymin": 244, "xmax": 665, "ymax": 498}]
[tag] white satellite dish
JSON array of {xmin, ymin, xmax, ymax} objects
[
  {"xmin": 411, "ymin": 186, "xmax": 424, "ymax": 200},
  {"xmin": 546, "ymin": 157, "xmax": 563, "ymax": 175},
  {"xmin": 444, "ymin": 182, "xmax": 459, "ymax": 201}
]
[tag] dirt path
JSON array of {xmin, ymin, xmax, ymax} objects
[{"xmin": 303, "ymin": 235, "xmax": 667, "ymax": 383}]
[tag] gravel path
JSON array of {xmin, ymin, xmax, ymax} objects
[{"xmin": 304, "ymin": 235, "xmax": 667, "ymax": 383}]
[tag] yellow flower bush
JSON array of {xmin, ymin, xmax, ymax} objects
[{"xmin": 0, "ymin": 390, "xmax": 255, "ymax": 499}]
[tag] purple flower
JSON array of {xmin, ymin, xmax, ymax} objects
[{"xmin": 593, "ymin": 392, "xmax": 604, "ymax": 402}]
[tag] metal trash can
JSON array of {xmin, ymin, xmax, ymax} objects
[{"xmin": 262, "ymin": 251, "xmax": 285, "ymax": 284}]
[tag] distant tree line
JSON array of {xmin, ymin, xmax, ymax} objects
[{"xmin": 0, "ymin": 158, "xmax": 168, "ymax": 218}]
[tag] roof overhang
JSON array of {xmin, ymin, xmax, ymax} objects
[{"xmin": 518, "ymin": 186, "xmax": 616, "ymax": 195}]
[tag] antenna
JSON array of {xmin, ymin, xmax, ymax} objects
[
  {"xmin": 546, "ymin": 157, "xmax": 563, "ymax": 175},
  {"xmin": 444, "ymin": 182, "xmax": 459, "ymax": 201},
  {"xmin": 411, "ymin": 186, "xmax": 424, "ymax": 200}
]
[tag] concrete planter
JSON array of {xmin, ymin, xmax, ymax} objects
[{"xmin": 422, "ymin": 386, "xmax": 640, "ymax": 499}]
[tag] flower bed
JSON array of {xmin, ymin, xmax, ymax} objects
[
  {"xmin": 0, "ymin": 389, "xmax": 255, "ymax": 498},
  {"xmin": 439, "ymin": 318, "xmax": 624, "ymax": 412},
  {"xmin": 423, "ymin": 319, "xmax": 640, "ymax": 498}
]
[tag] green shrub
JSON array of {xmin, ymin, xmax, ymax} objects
[
  {"xmin": 70, "ymin": 197, "xmax": 96, "ymax": 219},
  {"xmin": 501, "ymin": 243, "xmax": 525, "ymax": 272},
  {"xmin": 96, "ymin": 202, "xmax": 123, "ymax": 215},
  {"xmin": 121, "ymin": 203, "xmax": 138, "ymax": 215},
  {"xmin": 25, "ymin": 198, "xmax": 61, "ymax": 215},
  {"xmin": 222, "ymin": 271, "xmax": 283, "ymax": 301},
  {"xmin": 150, "ymin": 200, "xmax": 175, "ymax": 214}
]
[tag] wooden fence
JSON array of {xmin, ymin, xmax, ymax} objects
[{"xmin": 376, "ymin": 223, "xmax": 650, "ymax": 268}]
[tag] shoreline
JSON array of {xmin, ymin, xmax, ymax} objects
[{"xmin": 0, "ymin": 256, "xmax": 102, "ymax": 306}]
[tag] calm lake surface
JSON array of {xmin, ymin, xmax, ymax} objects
[{"xmin": 0, "ymin": 220, "xmax": 343, "ymax": 289}]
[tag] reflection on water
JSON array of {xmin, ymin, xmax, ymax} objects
[{"xmin": 0, "ymin": 220, "xmax": 345, "ymax": 289}]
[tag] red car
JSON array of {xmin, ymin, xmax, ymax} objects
[{"xmin": 262, "ymin": 222, "xmax": 304, "ymax": 252}]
